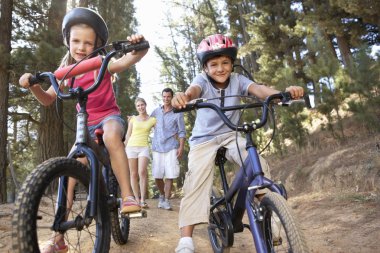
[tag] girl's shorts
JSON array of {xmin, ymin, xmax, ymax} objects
[{"xmin": 126, "ymin": 146, "xmax": 150, "ymax": 159}]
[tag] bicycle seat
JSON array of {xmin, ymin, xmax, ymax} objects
[
  {"xmin": 95, "ymin": 129, "xmax": 104, "ymax": 145},
  {"xmin": 215, "ymin": 147, "xmax": 227, "ymax": 166}
]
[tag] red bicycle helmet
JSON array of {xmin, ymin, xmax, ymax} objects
[
  {"xmin": 62, "ymin": 7, "xmax": 108, "ymax": 48},
  {"xmin": 196, "ymin": 34, "xmax": 237, "ymax": 66}
]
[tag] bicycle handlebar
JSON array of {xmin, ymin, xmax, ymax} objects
[
  {"xmin": 54, "ymin": 56, "xmax": 103, "ymax": 80},
  {"xmin": 28, "ymin": 40, "xmax": 150, "ymax": 99},
  {"xmin": 174, "ymin": 92, "xmax": 311, "ymax": 132}
]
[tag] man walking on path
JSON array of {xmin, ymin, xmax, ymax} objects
[{"xmin": 151, "ymin": 88, "xmax": 186, "ymax": 210}]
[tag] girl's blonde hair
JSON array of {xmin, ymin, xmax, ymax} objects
[{"xmin": 135, "ymin": 97, "xmax": 147, "ymax": 106}]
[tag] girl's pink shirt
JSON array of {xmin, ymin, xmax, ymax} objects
[{"xmin": 68, "ymin": 70, "xmax": 121, "ymax": 126}]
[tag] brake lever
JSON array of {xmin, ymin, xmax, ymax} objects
[
  {"xmin": 190, "ymin": 98, "xmax": 207, "ymax": 104},
  {"xmin": 279, "ymin": 94, "xmax": 312, "ymax": 108}
]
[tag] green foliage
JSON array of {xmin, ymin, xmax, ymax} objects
[
  {"xmin": 340, "ymin": 47, "xmax": 380, "ymax": 133},
  {"xmin": 331, "ymin": 0, "xmax": 380, "ymax": 27},
  {"xmin": 156, "ymin": 0, "xmax": 379, "ymax": 154},
  {"xmin": 277, "ymin": 106, "xmax": 309, "ymax": 148}
]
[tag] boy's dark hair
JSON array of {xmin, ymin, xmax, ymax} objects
[{"xmin": 162, "ymin": 87, "xmax": 174, "ymax": 96}]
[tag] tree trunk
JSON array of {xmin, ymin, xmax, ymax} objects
[
  {"xmin": 237, "ymin": 2, "xmax": 259, "ymax": 74},
  {"xmin": 205, "ymin": 0, "xmax": 222, "ymax": 33},
  {"xmin": 79, "ymin": 0, "xmax": 89, "ymax": 7},
  {"xmin": 322, "ymin": 31, "xmax": 339, "ymax": 60},
  {"xmin": 336, "ymin": 35, "xmax": 352, "ymax": 68},
  {"xmin": 37, "ymin": 0, "xmax": 67, "ymax": 162},
  {"xmin": 0, "ymin": 0, "xmax": 13, "ymax": 203},
  {"xmin": 38, "ymin": 105, "xmax": 65, "ymax": 161}
]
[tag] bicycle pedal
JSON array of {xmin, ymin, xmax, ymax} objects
[{"xmin": 124, "ymin": 209, "xmax": 147, "ymax": 219}]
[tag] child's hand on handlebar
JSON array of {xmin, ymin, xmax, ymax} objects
[
  {"xmin": 172, "ymin": 92, "xmax": 191, "ymax": 109},
  {"xmin": 109, "ymin": 34, "xmax": 148, "ymax": 74},
  {"xmin": 19, "ymin": 73, "xmax": 34, "ymax": 88},
  {"xmin": 285, "ymin": 86, "xmax": 304, "ymax": 99},
  {"xmin": 127, "ymin": 34, "xmax": 146, "ymax": 55}
]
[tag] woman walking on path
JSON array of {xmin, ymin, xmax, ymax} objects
[{"xmin": 125, "ymin": 97, "xmax": 156, "ymax": 208}]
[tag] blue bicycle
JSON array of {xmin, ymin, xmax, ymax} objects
[{"xmin": 176, "ymin": 93, "xmax": 310, "ymax": 253}]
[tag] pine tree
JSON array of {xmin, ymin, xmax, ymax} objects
[{"xmin": 0, "ymin": 0, "xmax": 13, "ymax": 203}]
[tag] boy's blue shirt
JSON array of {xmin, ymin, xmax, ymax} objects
[{"xmin": 189, "ymin": 72, "xmax": 253, "ymax": 147}]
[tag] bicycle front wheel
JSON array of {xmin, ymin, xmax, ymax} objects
[
  {"xmin": 12, "ymin": 157, "xmax": 111, "ymax": 253},
  {"xmin": 259, "ymin": 192, "xmax": 309, "ymax": 253}
]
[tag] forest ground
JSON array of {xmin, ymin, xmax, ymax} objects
[{"xmin": 1, "ymin": 124, "xmax": 379, "ymax": 253}]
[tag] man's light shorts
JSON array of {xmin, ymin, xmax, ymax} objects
[
  {"xmin": 152, "ymin": 149, "xmax": 179, "ymax": 179},
  {"xmin": 126, "ymin": 146, "xmax": 150, "ymax": 159}
]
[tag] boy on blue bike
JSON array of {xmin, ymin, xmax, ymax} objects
[{"xmin": 172, "ymin": 34, "xmax": 304, "ymax": 253}]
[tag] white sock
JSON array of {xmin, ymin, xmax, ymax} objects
[
  {"xmin": 179, "ymin": 237, "xmax": 194, "ymax": 246},
  {"xmin": 176, "ymin": 236, "xmax": 195, "ymax": 253}
]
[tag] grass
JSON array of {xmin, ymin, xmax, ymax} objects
[{"xmin": 334, "ymin": 191, "xmax": 379, "ymax": 203}]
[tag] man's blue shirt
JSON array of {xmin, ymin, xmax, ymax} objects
[{"xmin": 151, "ymin": 105, "xmax": 186, "ymax": 152}]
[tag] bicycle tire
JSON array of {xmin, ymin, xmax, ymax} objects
[
  {"xmin": 109, "ymin": 173, "xmax": 130, "ymax": 245},
  {"xmin": 258, "ymin": 192, "xmax": 309, "ymax": 253},
  {"xmin": 12, "ymin": 157, "xmax": 111, "ymax": 253},
  {"xmin": 208, "ymin": 189, "xmax": 232, "ymax": 253}
]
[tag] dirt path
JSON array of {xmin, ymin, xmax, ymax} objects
[
  {"xmin": 2, "ymin": 191, "xmax": 378, "ymax": 253},
  {"xmin": 110, "ymin": 193, "xmax": 379, "ymax": 253}
]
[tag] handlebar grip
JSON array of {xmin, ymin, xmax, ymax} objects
[
  {"xmin": 173, "ymin": 104, "xmax": 196, "ymax": 113},
  {"xmin": 54, "ymin": 56, "xmax": 103, "ymax": 80},
  {"xmin": 29, "ymin": 74, "xmax": 43, "ymax": 87},
  {"xmin": 281, "ymin": 91, "xmax": 292, "ymax": 102},
  {"xmin": 122, "ymin": 40, "xmax": 150, "ymax": 53}
]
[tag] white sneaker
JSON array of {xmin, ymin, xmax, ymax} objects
[
  {"xmin": 158, "ymin": 195, "xmax": 165, "ymax": 208},
  {"xmin": 161, "ymin": 199, "xmax": 172, "ymax": 210},
  {"xmin": 175, "ymin": 237, "xmax": 194, "ymax": 253}
]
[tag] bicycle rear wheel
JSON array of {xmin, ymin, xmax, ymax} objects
[
  {"xmin": 12, "ymin": 157, "xmax": 111, "ymax": 253},
  {"xmin": 259, "ymin": 192, "xmax": 309, "ymax": 253},
  {"xmin": 109, "ymin": 173, "xmax": 130, "ymax": 245}
]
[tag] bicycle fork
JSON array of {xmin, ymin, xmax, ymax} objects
[
  {"xmin": 244, "ymin": 146, "xmax": 275, "ymax": 253},
  {"xmin": 246, "ymin": 190, "xmax": 267, "ymax": 253},
  {"xmin": 52, "ymin": 146, "xmax": 101, "ymax": 233}
]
